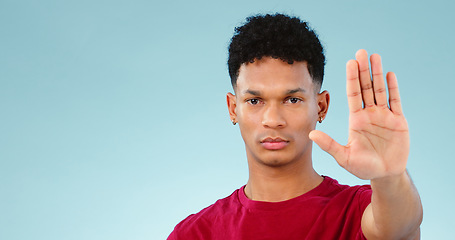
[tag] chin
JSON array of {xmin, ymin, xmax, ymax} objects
[
  {"xmin": 256, "ymin": 155, "xmax": 296, "ymax": 168},
  {"xmin": 246, "ymin": 145, "xmax": 302, "ymax": 168}
]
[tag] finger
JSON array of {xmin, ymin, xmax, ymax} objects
[
  {"xmin": 309, "ymin": 130, "xmax": 347, "ymax": 167},
  {"xmin": 355, "ymin": 49, "xmax": 375, "ymax": 108},
  {"xmin": 346, "ymin": 60, "xmax": 363, "ymax": 113},
  {"xmin": 370, "ymin": 54, "xmax": 388, "ymax": 108},
  {"xmin": 386, "ymin": 72, "xmax": 403, "ymax": 115}
]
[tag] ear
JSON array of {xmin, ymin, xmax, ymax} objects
[
  {"xmin": 227, "ymin": 92, "xmax": 237, "ymax": 122},
  {"xmin": 317, "ymin": 90, "xmax": 330, "ymax": 121}
]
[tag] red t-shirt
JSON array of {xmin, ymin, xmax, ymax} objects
[{"xmin": 168, "ymin": 176, "xmax": 372, "ymax": 240}]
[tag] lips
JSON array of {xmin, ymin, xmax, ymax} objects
[{"xmin": 260, "ymin": 137, "xmax": 289, "ymax": 150}]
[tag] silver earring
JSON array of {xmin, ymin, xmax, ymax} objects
[
  {"xmin": 318, "ymin": 116, "xmax": 323, "ymax": 123},
  {"xmin": 232, "ymin": 120, "xmax": 237, "ymax": 125}
]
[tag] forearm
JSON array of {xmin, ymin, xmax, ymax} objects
[{"xmin": 362, "ymin": 171, "xmax": 423, "ymax": 239}]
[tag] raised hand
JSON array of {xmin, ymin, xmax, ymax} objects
[{"xmin": 310, "ymin": 49, "xmax": 409, "ymax": 180}]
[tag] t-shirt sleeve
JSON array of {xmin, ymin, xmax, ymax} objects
[
  {"xmin": 357, "ymin": 185, "xmax": 373, "ymax": 212},
  {"xmin": 166, "ymin": 213, "xmax": 212, "ymax": 240},
  {"xmin": 356, "ymin": 185, "xmax": 373, "ymax": 240},
  {"xmin": 166, "ymin": 230, "xmax": 176, "ymax": 240}
]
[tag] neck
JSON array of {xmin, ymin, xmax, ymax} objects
[{"xmin": 244, "ymin": 156, "xmax": 323, "ymax": 202}]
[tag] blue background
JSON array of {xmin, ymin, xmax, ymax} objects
[{"xmin": 1, "ymin": 0, "xmax": 454, "ymax": 239}]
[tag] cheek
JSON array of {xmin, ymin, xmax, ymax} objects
[
  {"xmin": 288, "ymin": 107, "xmax": 318, "ymax": 132},
  {"xmin": 237, "ymin": 105, "xmax": 260, "ymax": 124},
  {"xmin": 292, "ymin": 117, "xmax": 316, "ymax": 134},
  {"xmin": 305, "ymin": 100, "xmax": 320, "ymax": 122},
  {"xmin": 237, "ymin": 106, "xmax": 262, "ymax": 141}
]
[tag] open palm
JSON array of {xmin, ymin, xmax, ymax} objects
[{"xmin": 310, "ymin": 49, "xmax": 409, "ymax": 180}]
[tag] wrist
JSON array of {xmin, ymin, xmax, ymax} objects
[{"xmin": 370, "ymin": 171, "xmax": 408, "ymax": 193}]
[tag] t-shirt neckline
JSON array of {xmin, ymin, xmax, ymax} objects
[{"xmin": 238, "ymin": 176, "xmax": 333, "ymax": 211}]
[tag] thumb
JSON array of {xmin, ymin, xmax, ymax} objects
[{"xmin": 309, "ymin": 130, "xmax": 346, "ymax": 164}]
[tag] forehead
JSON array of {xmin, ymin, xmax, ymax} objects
[{"xmin": 236, "ymin": 57, "xmax": 315, "ymax": 94}]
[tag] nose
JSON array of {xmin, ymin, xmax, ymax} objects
[{"xmin": 262, "ymin": 103, "xmax": 286, "ymax": 128}]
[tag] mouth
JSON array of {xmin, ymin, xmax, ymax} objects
[{"xmin": 260, "ymin": 137, "xmax": 289, "ymax": 150}]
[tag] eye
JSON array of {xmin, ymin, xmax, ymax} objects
[
  {"xmin": 246, "ymin": 98, "xmax": 261, "ymax": 105},
  {"xmin": 286, "ymin": 97, "xmax": 302, "ymax": 104}
]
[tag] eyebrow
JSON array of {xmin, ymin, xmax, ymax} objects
[
  {"xmin": 286, "ymin": 88, "xmax": 306, "ymax": 94},
  {"xmin": 243, "ymin": 89, "xmax": 261, "ymax": 96},
  {"xmin": 243, "ymin": 88, "xmax": 306, "ymax": 96}
]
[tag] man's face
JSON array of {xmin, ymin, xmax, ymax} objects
[{"xmin": 227, "ymin": 57, "xmax": 329, "ymax": 167}]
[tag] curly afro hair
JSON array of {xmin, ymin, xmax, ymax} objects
[{"xmin": 228, "ymin": 13, "xmax": 325, "ymax": 90}]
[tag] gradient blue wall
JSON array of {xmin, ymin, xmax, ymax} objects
[{"xmin": 1, "ymin": 0, "xmax": 453, "ymax": 239}]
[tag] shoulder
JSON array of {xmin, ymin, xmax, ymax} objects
[
  {"xmin": 167, "ymin": 188, "xmax": 242, "ymax": 240},
  {"xmin": 321, "ymin": 176, "xmax": 372, "ymax": 210},
  {"xmin": 307, "ymin": 177, "xmax": 372, "ymax": 239},
  {"xmin": 324, "ymin": 176, "xmax": 371, "ymax": 194}
]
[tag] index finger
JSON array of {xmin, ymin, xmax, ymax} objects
[{"xmin": 386, "ymin": 72, "xmax": 403, "ymax": 115}]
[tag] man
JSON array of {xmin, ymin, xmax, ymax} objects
[{"xmin": 168, "ymin": 13, "xmax": 422, "ymax": 240}]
